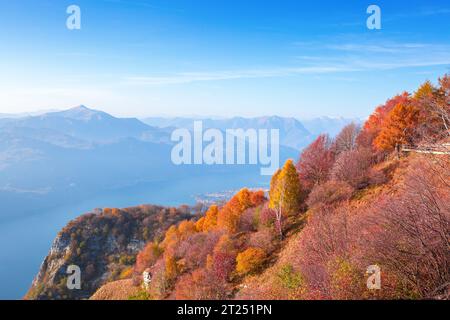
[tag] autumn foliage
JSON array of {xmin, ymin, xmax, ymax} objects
[
  {"xmin": 374, "ymin": 102, "xmax": 420, "ymax": 151},
  {"xmin": 217, "ymin": 188, "xmax": 265, "ymax": 233},
  {"xmin": 269, "ymin": 159, "xmax": 303, "ymax": 217},
  {"xmin": 127, "ymin": 74, "xmax": 449, "ymax": 301},
  {"xmin": 236, "ymin": 248, "xmax": 267, "ymax": 275},
  {"xmin": 357, "ymin": 92, "xmax": 410, "ymax": 149},
  {"xmin": 296, "ymin": 134, "xmax": 335, "ymax": 191}
]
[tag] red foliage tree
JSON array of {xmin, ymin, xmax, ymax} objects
[
  {"xmin": 296, "ymin": 134, "xmax": 335, "ymax": 192},
  {"xmin": 330, "ymin": 148, "xmax": 374, "ymax": 189}
]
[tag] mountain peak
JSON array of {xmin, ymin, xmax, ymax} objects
[
  {"xmin": 68, "ymin": 105, "xmax": 97, "ymax": 113},
  {"xmin": 57, "ymin": 105, "xmax": 111, "ymax": 121},
  {"xmin": 72, "ymin": 104, "xmax": 90, "ymax": 111}
]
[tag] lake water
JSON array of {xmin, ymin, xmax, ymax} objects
[{"xmin": 0, "ymin": 173, "xmax": 268, "ymax": 299}]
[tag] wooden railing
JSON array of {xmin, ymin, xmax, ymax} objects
[{"xmin": 401, "ymin": 143, "xmax": 450, "ymax": 155}]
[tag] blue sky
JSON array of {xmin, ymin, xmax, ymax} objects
[{"xmin": 0, "ymin": 0, "xmax": 449, "ymax": 118}]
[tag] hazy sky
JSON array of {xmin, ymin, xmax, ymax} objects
[{"xmin": 0, "ymin": 0, "xmax": 449, "ymax": 118}]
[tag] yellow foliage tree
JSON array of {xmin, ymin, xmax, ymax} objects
[
  {"xmin": 269, "ymin": 160, "xmax": 302, "ymax": 216},
  {"xmin": 161, "ymin": 220, "xmax": 197, "ymax": 281},
  {"xmin": 236, "ymin": 247, "xmax": 266, "ymax": 275},
  {"xmin": 269, "ymin": 160, "xmax": 303, "ymax": 239},
  {"xmin": 414, "ymin": 80, "xmax": 435, "ymax": 100}
]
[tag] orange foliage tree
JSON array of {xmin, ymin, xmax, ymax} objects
[
  {"xmin": 236, "ymin": 247, "xmax": 266, "ymax": 275},
  {"xmin": 216, "ymin": 189, "xmax": 265, "ymax": 233},
  {"xmin": 357, "ymin": 92, "xmax": 410, "ymax": 149},
  {"xmin": 160, "ymin": 220, "xmax": 198, "ymax": 280},
  {"xmin": 197, "ymin": 205, "xmax": 219, "ymax": 232},
  {"xmin": 135, "ymin": 241, "xmax": 163, "ymax": 273},
  {"xmin": 413, "ymin": 79, "xmax": 450, "ymax": 141},
  {"xmin": 374, "ymin": 102, "xmax": 420, "ymax": 151}
]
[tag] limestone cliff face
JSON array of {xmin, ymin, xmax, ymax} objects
[
  {"xmin": 26, "ymin": 205, "xmax": 195, "ymax": 300},
  {"xmin": 30, "ymin": 232, "xmax": 72, "ymax": 292}
]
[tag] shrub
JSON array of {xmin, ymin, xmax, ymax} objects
[
  {"xmin": 328, "ymin": 258, "xmax": 365, "ymax": 300},
  {"xmin": 135, "ymin": 242, "xmax": 163, "ymax": 273},
  {"xmin": 147, "ymin": 259, "xmax": 170, "ymax": 299},
  {"xmin": 175, "ymin": 231, "xmax": 222, "ymax": 271},
  {"xmin": 306, "ymin": 180, "xmax": 354, "ymax": 209},
  {"xmin": 248, "ymin": 229, "xmax": 275, "ymax": 253},
  {"xmin": 119, "ymin": 254, "xmax": 136, "ymax": 266},
  {"xmin": 369, "ymin": 157, "xmax": 450, "ymax": 298},
  {"xmin": 236, "ymin": 248, "xmax": 266, "ymax": 275},
  {"xmin": 331, "ymin": 148, "xmax": 374, "ymax": 189},
  {"xmin": 250, "ymin": 190, "xmax": 266, "ymax": 206},
  {"xmin": 128, "ymin": 290, "xmax": 150, "ymax": 300},
  {"xmin": 277, "ymin": 264, "xmax": 304, "ymax": 291},
  {"xmin": 174, "ymin": 268, "xmax": 228, "ymax": 300},
  {"xmin": 207, "ymin": 252, "xmax": 236, "ymax": 282},
  {"xmin": 119, "ymin": 267, "xmax": 134, "ymax": 279},
  {"xmin": 259, "ymin": 205, "xmax": 276, "ymax": 228},
  {"xmin": 239, "ymin": 207, "xmax": 259, "ymax": 232}
]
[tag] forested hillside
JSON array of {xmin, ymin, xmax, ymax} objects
[{"xmin": 30, "ymin": 75, "xmax": 449, "ymax": 300}]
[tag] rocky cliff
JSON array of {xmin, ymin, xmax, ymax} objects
[{"xmin": 26, "ymin": 204, "xmax": 199, "ymax": 300}]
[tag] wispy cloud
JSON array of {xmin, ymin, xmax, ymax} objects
[
  {"xmin": 327, "ymin": 43, "xmax": 429, "ymax": 53},
  {"xmin": 383, "ymin": 6, "xmax": 450, "ymax": 22},
  {"xmin": 123, "ymin": 41, "xmax": 450, "ymax": 86},
  {"xmin": 123, "ymin": 66, "xmax": 358, "ymax": 85}
]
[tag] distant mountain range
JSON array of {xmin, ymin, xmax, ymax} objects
[
  {"xmin": 0, "ymin": 106, "xmax": 360, "ymax": 220},
  {"xmin": 301, "ymin": 116, "xmax": 363, "ymax": 137},
  {"xmin": 0, "ymin": 105, "xmax": 361, "ymax": 299},
  {"xmin": 0, "ymin": 106, "xmax": 170, "ymax": 144},
  {"xmin": 0, "ymin": 109, "xmax": 60, "ymax": 119},
  {"xmin": 142, "ymin": 115, "xmax": 361, "ymax": 150}
]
